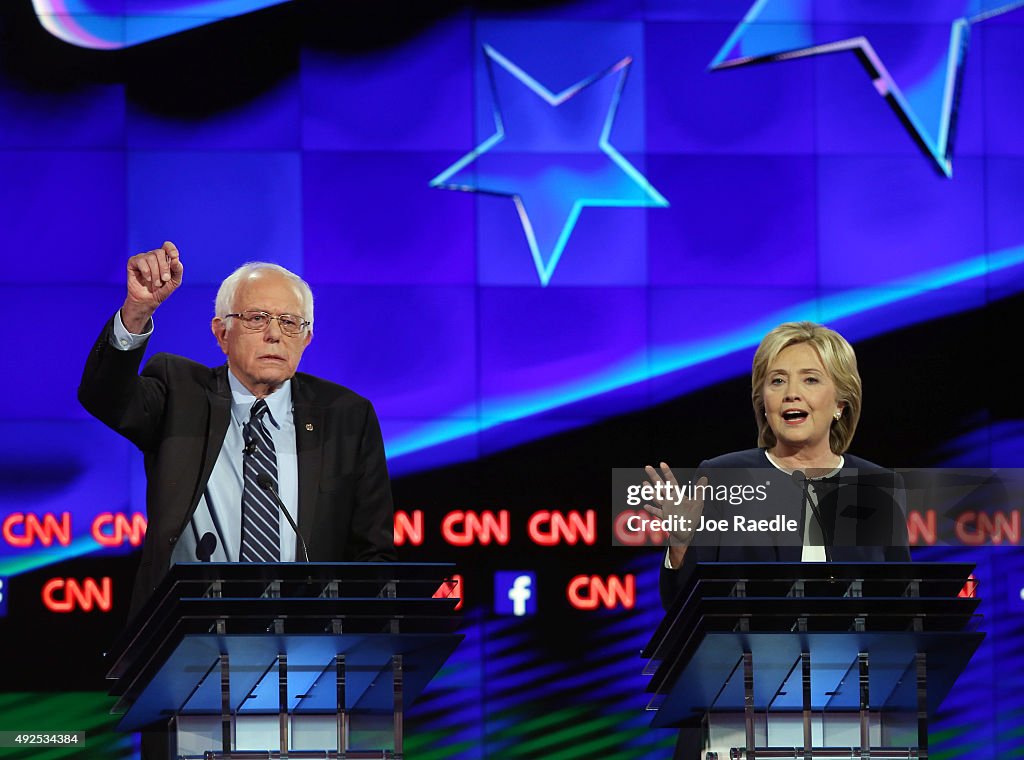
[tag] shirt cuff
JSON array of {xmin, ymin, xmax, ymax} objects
[
  {"xmin": 110, "ymin": 309, "xmax": 154, "ymax": 351},
  {"xmin": 664, "ymin": 547, "xmax": 675, "ymax": 570}
]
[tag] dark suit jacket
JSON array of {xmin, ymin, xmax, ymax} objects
[
  {"xmin": 659, "ymin": 448, "xmax": 911, "ymax": 610},
  {"xmin": 79, "ymin": 316, "xmax": 396, "ymax": 619}
]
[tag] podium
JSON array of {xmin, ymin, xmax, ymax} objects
[
  {"xmin": 642, "ymin": 563, "xmax": 982, "ymax": 760},
  {"xmin": 106, "ymin": 562, "xmax": 462, "ymax": 759}
]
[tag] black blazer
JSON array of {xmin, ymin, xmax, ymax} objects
[
  {"xmin": 659, "ymin": 448, "xmax": 911, "ymax": 610},
  {"xmin": 79, "ymin": 316, "xmax": 396, "ymax": 618}
]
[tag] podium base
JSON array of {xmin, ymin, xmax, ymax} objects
[
  {"xmin": 706, "ymin": 710, "xmax": 883, "ymax": 756},
  {"xmin": 702, "ymin": 710, "xmax": 926, "ymax": 760},
  {"xmin": 174, "ymin": 714, "xmax": 399, "ymax": 760}
]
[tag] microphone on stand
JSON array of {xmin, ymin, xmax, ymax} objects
[
  {"xmin": 791, "ymin": 470, "xmax": 832, "ymax": 562},
  {"xmin": 255, "ymin": 474, "xmax": 311, "ymax": 563},
  {"xmin": 196, "ymin": 532, "xmax": 218, "ymax": 562}
]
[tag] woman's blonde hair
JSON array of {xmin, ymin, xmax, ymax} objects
[{"xmin": 750, "ymin": 321, "xmax": 862, "ymax": 454}]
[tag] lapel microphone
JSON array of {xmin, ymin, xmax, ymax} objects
[{"xmin": 242, "ymin": 423, "xmax": 257, "ymax": 456}]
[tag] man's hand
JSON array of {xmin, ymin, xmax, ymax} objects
[
  {"xmin": 642, "ymin": 462, "xmax": 706, "ymax": 569},
  {"xmin": 122, "ymin": 242, "xmax": 183, "ymax": 333}
]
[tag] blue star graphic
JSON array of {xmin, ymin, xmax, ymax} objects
[
  {"xmin": 431, "ymin": 45, "xmax": 668, "ymax": 286},
  {"xmin": 711, "ymin": 0, "xmax": 1024, "ymax": 177}
]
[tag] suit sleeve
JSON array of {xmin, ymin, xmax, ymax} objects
[
  {"xmin": 348, "ymin": 400, "xmax": 397, "ymax": 562},
  {"xmin": 78, "ymin": 314, "xmax": 169, "ymax": 452}
]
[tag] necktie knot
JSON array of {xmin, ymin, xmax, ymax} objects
[{"xmin": 250, "ymin": 399, "xmax": 269, "ymax": 423}]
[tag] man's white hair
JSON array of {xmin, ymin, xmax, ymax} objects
[{"xmin": 214, "ymin": 262, "xmax": 314, "ymax": 328}]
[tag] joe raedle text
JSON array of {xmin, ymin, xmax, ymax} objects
[
  {"xmin": 610, "ymin": 467, "xmax": 810, "ymax": 547},
  {"xmin": 625, "ymin": 513, "xmax": 798, "ymax": 535}
]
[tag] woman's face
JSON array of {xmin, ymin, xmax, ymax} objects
[{"xmin": 762, "ymin": 342, "xmax": 843, "ymax": 455}]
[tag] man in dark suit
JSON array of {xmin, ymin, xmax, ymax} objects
[
  {"xmin": 75, "ymin": 240, "xmax": 393, "ymax": 626},
  {"xmin": 79, "ymin": 240, "xmax": 396, "ymax": 617},
  {"xmin": 80, "ymin": 242, "xmax": 396, "ymax": 759}
]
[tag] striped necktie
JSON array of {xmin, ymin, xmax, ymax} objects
[{"xmin": 240, "ymin": 398, "xmax": 280, "ymax": 562}]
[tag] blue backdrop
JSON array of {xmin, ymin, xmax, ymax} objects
[{"xmin": 0, "ymin": 1, "xmax": 1022, "ymax": 758}]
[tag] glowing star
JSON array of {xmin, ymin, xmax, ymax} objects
[
  {"xmin": 32, "ymin": 0, "xmax": 289, "ymax": 49},
  {"xmin": 711, "ymin": 0, "xmax": 1024, "ymax": 177},
  {"xmin": 431, "ymin": 45, "xmax": 668, "ymax": 286}
]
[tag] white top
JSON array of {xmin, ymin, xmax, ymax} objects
[{"xmin": 764, "ymin": 450, "xmax": 844, "ymax": 562}]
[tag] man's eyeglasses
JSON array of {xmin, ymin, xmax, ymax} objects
[{"xmin": 225, "ymin": 310, "xmax": 311, "ymax": 336}]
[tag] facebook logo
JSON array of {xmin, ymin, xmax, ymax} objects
[
  {"xmin": 494, "ymin": 572, "xmax": 537, "ymax": 617},
  {"xmin": 0, "ymin": 577, "xmax": 7, "ymax": 617}
]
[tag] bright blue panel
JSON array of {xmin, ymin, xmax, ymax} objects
[
  {"xmin": 299, "ymin": 286, "xmax": 477, "ymax": 421},
  {"xmin": 477, "ymin": 416, "xmax": 602, "ymax": 460},
  {"xmin": 0, "ymin": 152, "xmax": 126, "ymax": 284},
  {"xmin": 473, "ymin": 152, "xmax": 651, "ymax": 287},
  {"xmin": 710, "ymin": 2, "xmax": 1024, "ymax": 175},
  {"xmin": 477, "ymin": 287, "xmax": 648, "ymax": 422},
  {"xmin": 811, "ymin": 1, "xmax": 1011, "ymax": 23},
  {"xmin": 646, "ymin": 154, "xmax": 817, "ymax": 287},
  {"xmin": 817, "ymin": 156, "xmax": 985, "ymax": 288},
  {"xmin": 63, "ymin": 0, "xmax": 125, "ymax": 12},
  {"xmin": 126, "ymin": 77, "xmax": 300, "ymax": 150},
  {"xmin": 0, "ymin": 73, "xmax": 125, "ymax": 149},
  {"xmin": 121, "ymin": 0, "xmax": 274, "ymax": 13},
  {"xmin": 812, "ymin": 22, "xmax": 986, "ymax": 158},
  {"xmin": 986, "ymin": 157, "xmax": 1024, "ymax": 252},
  {"xmin": 434, "ymin": 21, "xmax": 663, "ymax": 287},
  {"xmin": 139, "ymin": 285, "xmax": 225, "ymax": 369},
  {"xmin": 302, "ymin": 151, "xmax": 475, "ymax": 285},
  {"xmin": 383, "ymin": 418, "xmax": 480, "ymax": 475},
  {"xmin": 473, "ymin": 20, "xmax": 646, "ymax": 155},
  {"xmin": 983, "ymin": 23, "xmax": 1024, "ymax": 156},
  {"xmin": 644, "ymin": 0, "xmax": 760, "ymax": 22},
  {"xmin": 648, "ymin": 285, "xmax": 816, "ymax": 403},
  {"xmin": 984, "ymin": 158, "xmax": 1024, "ymax": 300},
  {"xmin": 300, "ymin": 18, "xmax": 473, "ymax": 152},
  {"xmin": 0, "ymin": 285, "xmax": 118, "ymax": 420},
  {"xmin": 645, "ymin": 21, "xmax": 816, "ymax": 154},
  {"xmin": 127, "ymin": 151, "xmax": 302, "ymax": 285}
]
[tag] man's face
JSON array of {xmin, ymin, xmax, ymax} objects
[{"xmin": 211, "ymin": 270, "xmax": 312, "ymax": 397}]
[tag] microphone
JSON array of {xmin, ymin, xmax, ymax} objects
[
  {"xmin": 196, "ymin": 532, "xmax": 218, "ymax": 562},
  {"xmin": 791, "ymin": 470, "xmax": 833, "ymax": 562},
  {"xmin": 255, "ymin": 474, "xmax": 311, "ymax": 563},
  {"xmin": 242, "ymin": 434, "xmax": 257, "ymax": 457}
]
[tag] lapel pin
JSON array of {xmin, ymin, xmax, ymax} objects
[{"xmin": 305, "ymin": 423, "xmax": 314, "ymax": 431}]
